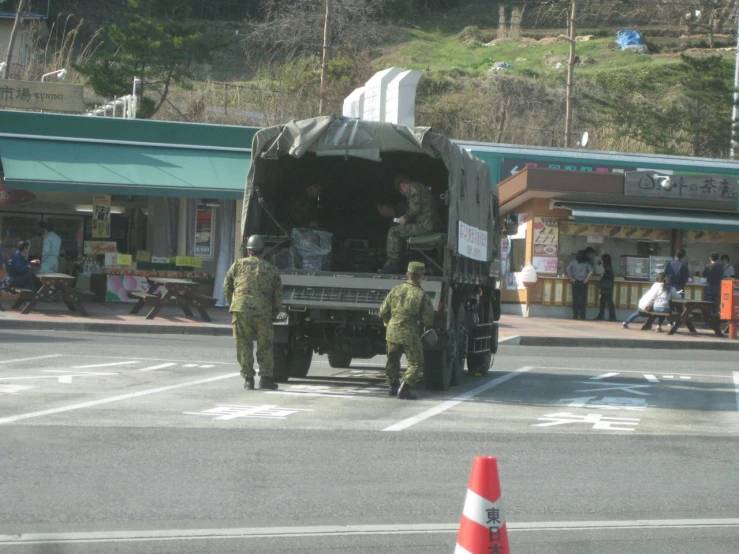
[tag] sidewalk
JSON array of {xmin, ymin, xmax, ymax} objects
[{"xmin": 0, "ymin": 300, "xmax": 736, "ymax": 350}]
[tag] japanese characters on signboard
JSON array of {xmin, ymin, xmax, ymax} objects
[
  {"xmin": 532, "ymin": 217, "xmax": 559, "ymax": 274},
  {"xmin": 624, "ymin": 172, "xmax": 739, "ymax": 204},
  {"xmin": 0, "ymin": 79, "xmax": 84, "ymax": 113},
  {"xmin": 501, "ymin": 158, "xmax": 633, "ymax": 179},
  {"xmin": 91, "ymin": 195, "xmax": 111, "ymax": 238},
  {"xmin": 458, "ymin": 220, "xmax": 488, "ymax": 262}
]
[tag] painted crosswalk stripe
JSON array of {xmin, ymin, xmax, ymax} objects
[
  {"xmin": 73, "ymin": 361, "xmax": 140, "ymax": 369},
  {"xmin": 139, "ymin": 363, "xmax": 177, "ymax": 372},
  {"xmin": 643, "ymin": 374, "xmax": 659, "ymax": 383},
  {"xmin": 591, "ymin": 372, "xmax": 619, "ymax": 380}
]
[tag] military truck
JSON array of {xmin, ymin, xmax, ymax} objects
[{"xmin": 241, "ymin": 116, "xmax": 501, "ymax": 390}]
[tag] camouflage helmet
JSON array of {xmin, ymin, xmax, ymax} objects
[
  {"xmin": 246, "ymin": 235, "xmax": 265, "ymax": 252},
  {"xmin": 407, "ymin": 261, "xmax": 425, "ymax": 274}
]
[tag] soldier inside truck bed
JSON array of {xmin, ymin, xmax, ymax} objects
[{"xmin": 379, "ymin": 174, "xmax": 441, "ymax": 274}]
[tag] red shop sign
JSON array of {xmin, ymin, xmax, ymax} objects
[{"xmin": 0, "ymin": 185, "xmax": 36, "ymax": 207}]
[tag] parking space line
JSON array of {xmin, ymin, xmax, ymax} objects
[
  {"xmin": 0, "ymin": 354, "xmax": 62, "ymax": 365},
  {"xmin": 383, "ymin": 366, "xmax": 533, "ymax": 432},
  {"xmin": 590, "ymin": 372, "xmax": 619, "ymax": 380},
  {"xmin": 0, "ymin": 373, "xmax": 239, "ymax": 425},
  {"xmin": 536, "ymin": 366, "xmax": 728, "ymax": 379},
  {"xmin": 73, "ymin": 361, "xmax": 140, "ymax": 369},
  {"xmin": 644, "ymin": 374, "xmax": 659, "ymax": 383},
  {"xmin": 139, "ymin": 363, "xmax": 178, "ymax": 372}
]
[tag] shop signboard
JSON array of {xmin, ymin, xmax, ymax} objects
[
  {"xmin": 532, "ymin": 217, "xmax": 559, "ymax": 256},
  {"xmin": 0, "ymin": 185, "xmax": 35, "ymax": 207},
  {"xmin": 91, "ymin": 195, "xmax": 112, "ymax": 238},
  {"xmin": 174, "ymin": 256, "xmax": 203, "ymax": 268},
  {"xmin": 84, "ymin": 241, "xmax": 117, "ymax": 256},
  {"xmin": 136, "ymin": 250, "xmax": 152, "ymax": 262},
  {"xmin": 458, "ymin": 220, "xmax": 488, "ymax": 261},
  {"xmin": 532, "ymin": 256, "xmax": 558, "ymax": 274},
  {"xmin": 560, "ymin": 222, "xmax": 671, "ymax": 242},
  {"xmin": 624, "ymin": 171, "xmax": 739, "ymax": 204},
  {"xmin": 0, "ymin": 79, "xmax": 84, "ymax": 113},
  {"xmin": 683, "ymin": 230, "xmax": 739, "ymax": 244},
  {"xmin": 502, "ymin": 158, "xmax": 634, "ymax": 179}
]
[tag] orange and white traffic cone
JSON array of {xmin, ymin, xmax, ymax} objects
[{"xmin": 455, "ymin": 456, "xmax": 510, "ymax": 554}]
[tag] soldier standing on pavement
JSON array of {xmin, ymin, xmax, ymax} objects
[
  {"xmin": 380, "ymin": 175, "xmax": 440, "ymax": 274},
  {"xmin": 379, "ymin": 261, "xmax": 435, "ymax": 399},
  {"xmin": 224, "ymin": 235, "xmax": 283, "ymax": 391}
]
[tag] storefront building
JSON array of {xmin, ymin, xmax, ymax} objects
[
  {"xmin": 0, "ymin": 110, "xmax": 256, "ymax": 305},
  {"xmin": 497, "ymin": 167, "xmax": 739, "ymax": 317}
]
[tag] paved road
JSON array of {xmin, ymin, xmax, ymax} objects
[{"xmin": 0, "ymin": 330, "xmax": 737, "ymax": 553}]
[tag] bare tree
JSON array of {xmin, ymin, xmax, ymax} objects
[
  {"xmin": 243, "ymin": 0, "xmax": 388, "ymax": 64},
  {"xmin": 4, "ymin": 0, "xmax": 28, "ymax": 79},
  {"xmin": 565, "ymin": 0, "xmax": 577, "ymax": 147},
  {"xmin": 319, "ymin": 0, "xmax": 333, "ymax": 115}
]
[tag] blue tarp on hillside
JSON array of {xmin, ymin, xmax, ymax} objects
[{"xmin": 616, "ymin": 29, "xmax": 648, "ymax": 53}]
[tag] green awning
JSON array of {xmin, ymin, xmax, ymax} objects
[
  {"xmin": 0, "ymin": 137, "xmax": 250, "ymax": 199},
  {"xmin": 559, "ymin": 203, "xmax": 739, "ymax": 232}
]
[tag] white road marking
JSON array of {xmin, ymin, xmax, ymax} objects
[
  {"xmin": 0, "ymin": 373, "xmax": 238, "ymax": 425},
  {"xmin": 643, "ymin": 374, "xmax": 659, "ymax": 383},
  {"xmin": 54, "ymin": 354, "xmax": 236, "ymax": 365},
  {"xmin": 575, "ymin": 383, "xmax": 652, "ymax": 396},
  {"xmin": 663, "ymin": 375, "xmax": 674, "ymax": 379},
  {"xmin": 1, "ymin": 519, "xmax": 738, "ymax": 545},
  {"xmin": 0, "ymin": 354, "xmax": 62, "ymax": 365},
  {"xmin": 590, "ymin": 372, "xmax": 619, "ymax": 380},
  {"xmin": 199, "ymin": 365, "xmax": 215, "ymax": 368},
  {"xmin": 183, "ymin": 364, "xmax": 198, "ymax": 368},
  {"xmin": 72, "ymin": 361, "xmax": 140, "ymax": 369},
  {"xmin": 679, "ymin": 376, "xmax": 691, "ymax": 380},
  {"xmin": 734, "ymin": 372, "xmax": 739, "ymax": 414},
  {"xmin": 383, "ymin": 366, "xmax": 532, "ymax": 432},
  {"xmin": 537, "ymin": 366, "xmax": 725, "ymax": 379},
  {"xmin": 139, "ymin": 363, "xmax": 177, "ymax": 372},
  {"xmin": 184, "ymin": 404, "xmax": 313, "ymax": 420}
]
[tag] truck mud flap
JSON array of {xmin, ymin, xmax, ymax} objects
[{"xmin": 491, "ymin": 323, "xmax": 499, "ymax": 354}]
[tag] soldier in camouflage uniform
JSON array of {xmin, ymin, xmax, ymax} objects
[
  {"xmin": 286, "ymin": 183, "xmax": 322, "ymax": 229},
  {"xmin": 379, "ymin": 261, "xmax": 435, "ymax": 399},
  {"xmin": 380, "ymin": 174, "xmax": 440, "ymax": 273},
  {"xmin": 224, "ymin": 235, "xmax": 283, "ymax": 391}
]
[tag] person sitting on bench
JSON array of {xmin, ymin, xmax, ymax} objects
[
  {"xmin": 7, "ymin": 241, "xmax": 39, "ymax": 292},
  {"xmin": 380, "ymin": 174, "xmax": 440, "ymax": 274},
  {"xmin": 622, "ymin": 273, "xmax": 679, "ymax": 332}
]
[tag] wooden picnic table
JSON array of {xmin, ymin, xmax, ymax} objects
[
  {"xmin": 667, "ymin": 299, "xmax": 723, "ymax": 337},
  {"xmin": 129, "ymin": 276, "xmax": 217, "ymax": 321},
  {"xmin": 11, "ymin": 273, "xmax": 94, "ymax": 317}
]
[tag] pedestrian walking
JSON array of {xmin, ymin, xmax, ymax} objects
[
  {"xmin": 622, "ymin": 274, "xmax": 679, "ymax": 332},
  {"xmin": 379, "ymin": 261, "xmax": 435, "ymax": 400},
  {"xmin": 703, "ymin": 252, "xmax": 724, "ymax": 316},
  {"xmin": 565, "ymin": 250, "xmax": 593, "ymax": 320},
  {"xmin": 223, "ymin": 235, "xmax": 283, "ymax": 391},
  {"xmin": 663, "ymin": 248, "xmax": 689, "ymax": 297},
  {"xmin": 593, "ymin": 253, "xmax": 616, "ymax": 321}
]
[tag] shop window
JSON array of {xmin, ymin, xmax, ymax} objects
[{"xmin": 195, "ymin": 202, "xmax": 217, "ymax": 260}]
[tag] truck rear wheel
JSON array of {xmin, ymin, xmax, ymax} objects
[
  {"xmin": 273, "ymin": 346, "xmax": 313, "ymax": 382},
  {"xmin": 467, "ymin": 352, "xmax": 492, "ymax": 376},
  {"xmin": 327, "ymin": 351, "xmax": 352, "ymax": 369},
  {"xmin": 424, "ymin": 337, "xmax": 452, "ymax": 391}
]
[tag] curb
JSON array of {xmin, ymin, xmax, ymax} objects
[
  {"xmin": 0, "ymin": 319, "xmax": 233, "ymax": 336},
  {"xmin": 510, "ymin": 335, "xmax": 739, "ymax": 351}
]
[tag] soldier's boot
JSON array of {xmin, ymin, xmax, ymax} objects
[
  {"xmin": 244, "ymin": 377, "xmax": 255, "ymax": 390},
  {"xmin": 388, "ymin": 382, "xmax": 400, "ymax": 397},
  {"xmin": 258, "ymin": 376, "xmax": 279, "ymax": 390},
  {"xmin": 397, "ymin": 382, "xmax": 417, "ymax": 400}
]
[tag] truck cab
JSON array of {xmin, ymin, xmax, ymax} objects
[{"xmin": 242, "ymin": 116, "xmax": 501, "ymax": 390}]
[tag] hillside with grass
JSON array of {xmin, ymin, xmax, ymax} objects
[{"xmin": 29, "ymin": 0, "xmax": 739, "ymax": 157}]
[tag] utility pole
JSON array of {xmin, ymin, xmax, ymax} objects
[
  {"xmin": 731, "ymin": 2, "xmax": 739, "ymax": 158},
  {"xmin": 4, "ymin": 0, "xmax": 28, "ymax": 79},
  {"xmin": 319, "ymin": 0, "xmax": 333, "ymax": 116},
  {"xmin": 564, "ymin": 0, "xmax": 577, "ymax": 148}
]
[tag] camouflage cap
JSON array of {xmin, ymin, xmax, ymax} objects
[
  {"xmin": 394, "ymin": 174, "xmax": 411, "ymax": 189},
  {"xmin": 407, "ymin": 261, "xmax": 425, "ymax": 274}
]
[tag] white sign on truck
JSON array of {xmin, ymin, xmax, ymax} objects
[{"xmin": 458, "ymin": 221, "xmax": 488, "ymax": 262}]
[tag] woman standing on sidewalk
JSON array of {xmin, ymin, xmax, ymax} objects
[
  {"xmin": 593, "ymin": 253, "xmax": 616, "ymax": 321},
  {"xmin": 566, "ymin": 250, "xmax": 593, "ymax": 320}
]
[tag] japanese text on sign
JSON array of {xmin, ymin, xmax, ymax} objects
[
  {"xmin": 458, "ymin": 221, "xmax": 488, "ymax": 262},
  {"xmin": 625, "ymin": 172, "xmax": 739, "ymax": 203},
  {"xmin": 0, "ymin": 79, "xmax": 84, "ymax": 113}
]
